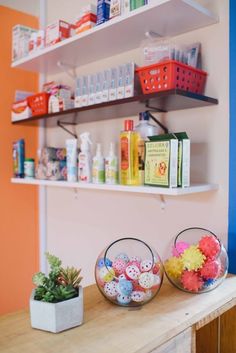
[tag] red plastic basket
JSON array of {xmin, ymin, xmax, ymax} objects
[
  {"xmin": 136, "ymin": 60, "xmax": 207, "ymax": 95},
  {"xmin": 27, "ymin": 92, "xmax": 50, "ymax": 116}
]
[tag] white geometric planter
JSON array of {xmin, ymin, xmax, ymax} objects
[{"xmin": 30, "ymin": 286, "xmax": 83, "ymax": 333}]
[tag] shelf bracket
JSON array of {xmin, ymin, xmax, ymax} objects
[
  {"xmin": 146, "ymin": 110, "xmax": 169, "ymax": 134},
  {"xmin": 57, "ymin": 61, "xmax": 77, "ymax": 80},
  {"xmin": 159, "ymin": 195, "xmax": 166, "ymax": 210},
  {"xmin": 145, "ymin": 30, "xmax": 163, "ymax": 39},
  {"xmin": 57, "ymin": 120, "xmax": 78, "ymax": 139},
  {"xmin": 145, "ymin": 100, "xmax": 166, "ymax": 113}
]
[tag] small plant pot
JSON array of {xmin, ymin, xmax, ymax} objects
[{"xmin": 30, "ymin": 286, "xmax": 83, "ymax": 333}]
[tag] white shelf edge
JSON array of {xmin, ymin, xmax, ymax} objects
[
  {"xmin": 11, "ymin": 0, "xmax": 218, "ymax": 73},
  {"xmin": 11, "ymin": 178, "xmax": 218, "ymax": 196}
]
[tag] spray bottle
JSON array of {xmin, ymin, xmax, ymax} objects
[
  {"xmin": 105, "ymin": 142, "xmax": 118, "ymax": 184},
  {"xmin": 92, "ymin": 143, "xmax": 105, "ymax": 184},
  {"xmin": 78, "ymin": 132, "xmax": 92, "ymax": 183}
]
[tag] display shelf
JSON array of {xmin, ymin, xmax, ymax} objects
[
  {"xmin": 11, "ymin": 89, "xmax": 218, "ymax": 124},
  {"xmin": 11, "ymin": 178, "xmax": 218, "ymax": 196},
  {"xmin": 11, "ymin": 0, "xmax": 218, "ymax": 74}
]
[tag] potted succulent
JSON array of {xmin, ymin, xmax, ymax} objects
[{"xmin": 30, "ymin": 252, "xmax": 83, "ymax": 333}]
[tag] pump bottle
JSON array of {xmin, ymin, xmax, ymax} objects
[
  {"xmin": 92, "ymin": 143, "xmax": 105, "ymax": 184},
  {"xmin": 78, "ymin": 132, "xmax": 92, "ymax": 183}
]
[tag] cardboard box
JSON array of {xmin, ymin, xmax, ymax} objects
[
  {"xmin": 96, "ymin": 0, "xmax": 111, "ymax": 25},
  {"xmin": 11, "ymin": 99, "xmax": 32, "ymax": 122},
  {"xmin": 145, "ymin": 134, "xmax": 178, "ymax": 187},
  {"xmin": 45, "ymin": 20, "xmax": 71, "ymax": 46},
  {"xmin": 12, "ymin": 24, "xmax": 37, "ymax": 61},
  {"xmin": 175, "ymin": 132, "xmax": 190, "ymax": 188}
]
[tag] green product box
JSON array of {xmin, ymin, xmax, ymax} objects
[
  {"xmin": 144, "ymin": 134, "xmax": 178, "ymax": 187},
  {"xmin": 130, "ymin": 0, "xmax": 145, "ymax": 11},
  {"xmin": 175, "ymin": 132, "xmax": 190, "ymax": 188}
]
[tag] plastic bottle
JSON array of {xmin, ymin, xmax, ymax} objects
[
  {"xmin": 135, "ymin": 111, "xmax": 161, "ymax": 185},
  {"xmin": 92, "ymin": 143, "xmax": 105, "ymax": 184},
  {"xmin": 119, "ymin": 119, "xmax": 139, "ymax": 185},
  {"xmin": 105, "ymin": 142, "xmax": 118, "ymax": 184},
  {"xmin": 78, "ymin": 132, "xmax": 92, "ymax": 183}
]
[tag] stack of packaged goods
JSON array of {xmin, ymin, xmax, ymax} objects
[
  {"xmin": 73, "ymin": 5, "xmax": 97, "ymax": 35},
  {"xmin": 36, "ymin": 148, "xmax": 67, "ymax": 181},
  {"xmin": 74, "ymin": 62, "xmax": 136, "ymax": 108}
]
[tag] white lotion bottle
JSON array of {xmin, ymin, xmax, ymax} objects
[
  {"xmin": 78, "ymin": 132, "xmax": 92, "ymax": 183},
  {"xmin": 92, "ymin": 143, "xmax": 105, "ymax": 184},
  {"xmin": 66, "ymin": 138, "xmax": 78, "ymax": 182},
  {"xmin": 105, "ymin": 142, "xmax": 118, "ymax": 184}
]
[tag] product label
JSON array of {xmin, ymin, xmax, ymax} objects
[
  {"xmin": 144, "ymin": 141, "xmax": 170, "ymax": 186},
  {"xmin": 120, "ymin": 137, "xmax": 129, "ymax": 170}
]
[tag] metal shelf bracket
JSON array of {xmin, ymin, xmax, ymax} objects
[
  {"xmin": 57, "ymin": 61, "xmax": 77, "ymax": 80},
  {"xmin": 57, "ymin": 120, "xmax": 78, "ymax": 139}
]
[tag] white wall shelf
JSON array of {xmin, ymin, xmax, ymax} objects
[
  {"xmin": 11, "ymin": 178, "xmax": 218, "ymax": 196},
  {"xmin": 11, "ymin": 0, "xmax": 218, "ymax": 74}
]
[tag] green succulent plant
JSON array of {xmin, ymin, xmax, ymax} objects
[{"xmin": 32, "ymin": 253, "xmax": 82, "ymax": 303}]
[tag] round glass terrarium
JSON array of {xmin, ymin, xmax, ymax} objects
[
  {"xmin": 164, "ymin": 227, "xmax": 228, "ymax": 294},
  {"xmin": 95, "ymin": 237, "xmax": 164, "ymax": 307}
]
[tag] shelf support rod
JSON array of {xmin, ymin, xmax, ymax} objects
[
  {"xmin": 159, "ymin": 195, "xmax": 166, "ymax": 210},
  {"xmin": 146, "ymin": 110, "xmax": 169, "ymax": 134},
  {"xmin": 57, "ymin": 120, "xmax": 78, "ymax": 139},
  {"xmin": 57, "ymin": 61, "xmax": 77, "ymax": 80}
]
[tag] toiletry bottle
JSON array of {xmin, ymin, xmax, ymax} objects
[
  {"xmin": 105, "ymin": 142, "xmax": 118, "ymax": 184},
  {"xmin": 135, "ymin": 111, "xmax": 161, "ymax": 185},
  {"xmin": 119, "ymin": 119, "xmax": 139, "ymax": 185},
  {"xmin": 78, "ymin": 132, "xmax": 92, "ymax": 183},
  {"xmin": 92, "ymin": 143, "xmax": 105, "ymax": 184},
  {"xmin": 66, "ymin": 138, "xmax": 78, "ymax": 182}
]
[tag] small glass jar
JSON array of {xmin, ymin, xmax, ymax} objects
[
  {"xmin": 164, "ymin": 227, "xmax": 228, "ymax": 294},
  {"xmin": 24, "ymin": 158, "xmax": 35, "ymax": 178},
  {"xmin": 95, "ymin": 237, "xmax": 164, "ymax": 307}
]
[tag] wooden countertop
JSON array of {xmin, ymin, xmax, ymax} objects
[{"xmin": 1, "ymin": 277, "xmax": 236, "ymax": 353}]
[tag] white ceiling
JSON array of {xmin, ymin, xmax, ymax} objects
[{"xmin": 0, "ymin": 0, "xmax": 39, "ymax": 16}]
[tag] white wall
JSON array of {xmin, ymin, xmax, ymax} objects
[
  {"xmin": 44, "ymin": 0, "xmax": 229, "ymax": 286},
  {"xmin": 0, "ymin": 0, "xmax": 39, "ymax": 16}
]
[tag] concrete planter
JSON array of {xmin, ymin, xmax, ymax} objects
[{"xmin": 30, "ymin": 286, "xmax": 83, "ymax": 333}]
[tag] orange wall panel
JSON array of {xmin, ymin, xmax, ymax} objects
[{"xmin": 0, "ymin": 6, "xmax": 39, "ymax": 314}]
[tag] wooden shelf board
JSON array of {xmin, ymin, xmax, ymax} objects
[
  {"xmin": 11, "ymin": 90, "xmax": 218, "ymax": 125},
  {"xmin": 11, "ymin": 0, "xmax": 218, "ymax": 74},
  {"xmin": 11, "ymin": 178, "xmax": 218, "ymax": 196}
]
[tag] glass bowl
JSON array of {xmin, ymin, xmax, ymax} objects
[
  {"xmin": 164, "ymin": 227, "xmax": 228, "ymax": 293},
  {"xmin": 95, "ymin": 237, "xmax": 164, "ymax": 306}
]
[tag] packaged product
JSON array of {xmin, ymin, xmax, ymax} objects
[
  {"xmin": 102, "ymin": 70, "xmax": 110, "ymax": 102},
  {"xmin": 119, "ymin": 119, "xmax": 139, "ymax": 185},
  {"xmin": 145, "ymin": 134, "xmax": 178, "ymax": 187},
  {"xmin": 74, "ymin": 78, "xmax": 83, "ymax": 108},
  {"xmin": 13, "ymin": 139, "xmax": 25, "ymax": 178},
  {"xmin": 109, "ymin": 68, "xmax": 117, "ymax": 101},
  {"xmin": 74, "ymin": 5, "xmax": 97, "ymax": 34},
  {"xmin": 45, "ymin": 20, "xmax": 71, "ymax": 47},
  {"xmin": 12, "ymin": 24, "xmax": 37, "ymax": 61},
  {"xmin": 130, "ymin": 0, "xmax": 145, "ymax": 11},
  {"xmin": 48, "ymin": 84, "xmax": 73, "ymax": 113},
  {"xmin": 78, "ymin": 132, "xmax": 92, "ymax": 183},
  {"xmin": 81, "ymin": 76, "xmax": 89, "ymax": 106},
  {"xmin": 92, "ymin": 143, "xmax": 105, "ymax": 184},
  {"xmin": 117, "ymin": 65, "xmax": 125, "ymax": 99},
  {"xmin": 124, "ymin": 62, "xmax": 135, "ymax": 98},
  {"xmin": 135, "ymin": 111, "xmax": 162, "ymax": 185},
  {"xmin": 11, "ymin": 99, "xmax": 32, "ymax": 122},
  {"xmin": 36, "ymin": 30, "xmax": 45, "ymax": 50},
  {"xmin": 36, "ymin": 147, "xmax": 67, "ymax": 181},
  {"xmin": 96, "ymin": 0, "xmax": 111, "ymax": 25},
  {"xmin": 175, "ymin": 132, "xmax": 190, "ymax": 187},
  {"xmin": 88, "ymin": 75, "xmax": 96, "ymax": 106},
  {"xmin": 95, "ymin": 72, "xmax": 103, "ymax": 104},
  {"xmin": 105, "ymin": 143, "xmax": 118, "ymax": 184},
  {"xmin": 28, "ymin": 32, "xmax": 37, "ymax": 53},
  {"xmin": 66, "ymin": 139, "xmax": 78, "ymax": 182}
]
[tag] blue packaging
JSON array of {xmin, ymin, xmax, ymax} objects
[
  {"xmin": 96, "ymin": 0, "xmax": 111, "ymax": 25},
  {"xmin": 13, "ymin": 139, "xmax": 25, "ymax": 178}
]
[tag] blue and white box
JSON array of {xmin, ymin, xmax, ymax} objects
[{"xmin": 96, "ymin": 0, "xmax": 111, "ymax": 25}]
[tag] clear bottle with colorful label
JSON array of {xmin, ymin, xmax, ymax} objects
[
  {"xmin": 78, "ymin": 132, "xmax": 92, "ymax": 183},
  {"xmin": 92, "ymin": 143, "xmax": 105, "ymax": 184},
  {"xmin": 105, "ymin": 142, "xmax": 118, "ymax": 184},
  {"xmin": 119, "ymin": 119, "xmax": 139, "ymax": 185},
  {"xmin": 135, "ymin": 111, "xmax": 161, "ymax": 185}
]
